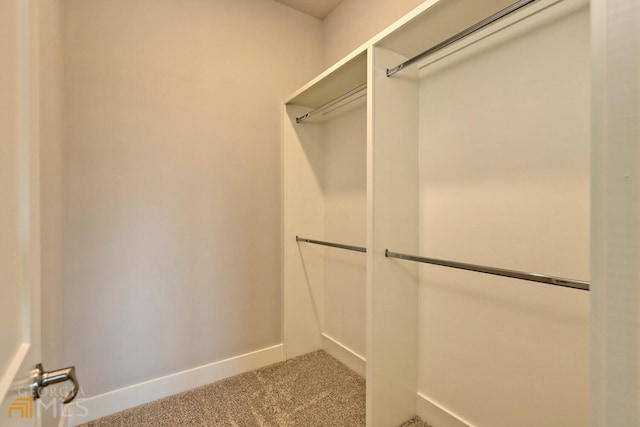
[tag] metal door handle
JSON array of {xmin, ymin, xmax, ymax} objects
[{"xmin": 31, "ymin": 364, "xmax": 79, "ymax": 404}]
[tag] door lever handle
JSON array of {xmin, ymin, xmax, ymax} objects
[{"xmin": 32, "ymin": 363, "xmax": 80, "ymax": 404}]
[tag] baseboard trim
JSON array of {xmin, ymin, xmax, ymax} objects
[
  {"xmin": 416, "ymin": 392, "xmax": 474, "ymax": 427},
  {"xmin": 63, "ymin": 344, "xmax": 283, "ymax": 426},
  {"xmin": 321, "ymin": 333, "xmax": 366, "ymax": 378}
]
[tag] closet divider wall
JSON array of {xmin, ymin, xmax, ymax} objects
[
  {"xmin": 283, "ymin": 0, "xmax": 590, "ymax": 425},
  {"xmin": 367, "ymin": 46, "xmax": 420, "ymax": 426}
]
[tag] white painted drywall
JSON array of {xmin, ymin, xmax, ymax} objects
[
  {"xmin": 323, "ymin": 0, "xmax": 425, "ymax": 67},
  {"xmin": 323, "ymin": 104, "xmax": 367, "ymax": 358},
  {"xmin": 417, "ymin": 5, "xmax": 590, "ymax": 426},
  {"xmin": 63, "ymin": 0, "xmax": 323, "ymax": 397}
]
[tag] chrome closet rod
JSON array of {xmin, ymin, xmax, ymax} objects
[
  {"xmin": 296, "ymin": 236, "xmax": 366, "ymax": 253},
  {"xmin": 295, "ymin": 83, "xmax": 367, "ymax": 123},
  {"xmin": 386, "ymin": 0, "xmax": 537, "ymax": 77},
  {"xmin": 385, "ymin": 249, "xmax": 589, "ymax": 291}
]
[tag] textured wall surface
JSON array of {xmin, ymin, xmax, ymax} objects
[{"xmin": 63, "ymin": 0, "xmax": 323, "ymax": 396}]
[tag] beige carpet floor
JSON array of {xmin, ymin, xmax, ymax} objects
[{"xmin": 79, "ymin": 350, "xmax": 431, "ymax": 426}]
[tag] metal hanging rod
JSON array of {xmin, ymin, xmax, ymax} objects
[
  {"xmin": 295, "ymin": 83, "xmax": 367, "ymax": 123},
  {"xmin": 386, "ymin": 0, "xmax": 537, "ymax": 77},
  {"xmin": 385, "ymin": 249, "xmax": 589, "ymax": 291},
  {"xmin": 296, "ymin": 236, "xmax": 366, "ymax": 253}
]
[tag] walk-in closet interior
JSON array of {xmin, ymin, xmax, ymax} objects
[
  {"xmin": 9, "ymin": 0, "xmax": 639, "ymax": 425},
  {"xmin": 284, "ymin": 0, "xmax": 590, "ymax": 425}
]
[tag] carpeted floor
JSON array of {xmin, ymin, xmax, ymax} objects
[
  {"xmin": 79, "ymin": 350, "xmax": 431, "ymax": 426},
  {"xmin": 399, "ymin": 417, "xmax": 433, "ymax": 427}
]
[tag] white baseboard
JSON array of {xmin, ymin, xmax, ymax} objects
[
  {"xmin": 416, "ymin": 392, "xmax": 475, "ymax": 427},
  {"xmin": 321, "ymin": 333, "xmax": 366, "ymax": 378},
  {"xmin": 62, "ymin": 344, "xmax": 283, "ymax": 426}
]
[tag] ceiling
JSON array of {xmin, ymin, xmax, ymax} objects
[{"xmin": 272, "ymin": 0, "xmax": 345, "ymax": 20}]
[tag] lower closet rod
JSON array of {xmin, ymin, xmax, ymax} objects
[
  {"xmin": 385, "ymin": 249, "xmax": 589, "ymax": 291},
  {"xmin": 296, "ymin": 236, "xmax": 366, "ymax": 253}
]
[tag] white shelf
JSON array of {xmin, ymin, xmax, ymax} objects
[{"xmin": 286, "ymin": 51, "xmax": 367, "ymax": 108}]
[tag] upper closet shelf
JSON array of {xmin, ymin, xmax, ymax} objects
[
  {"xmin": 295, "ymin": 83, "xmax": 366, "ymax": 123},
  {"xmin": 285, "ymin": 51, "xmax": 367, "ymax": 109},
  {"xmin": 374, "ymin": 0, "xmax": 518, "ymax": 60},
  {"xmin": 376, "ymin": 0, "xmax": 588, "ymax": 72},
  {"xmin": 386, "ymin": 0, "xmax": 536, "ymax": 76}
]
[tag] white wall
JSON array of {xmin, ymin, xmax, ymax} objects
[
  {"xmin": 63, "ymin": 0, "xmax": 323, "ymax": 397},
  {"xmin": 323, "ymin": 104, "xmax": 367, "ymax": 359},
  {"xmin": 323, "ymin": 0, "xmax": 425, "ymax": 67}
]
